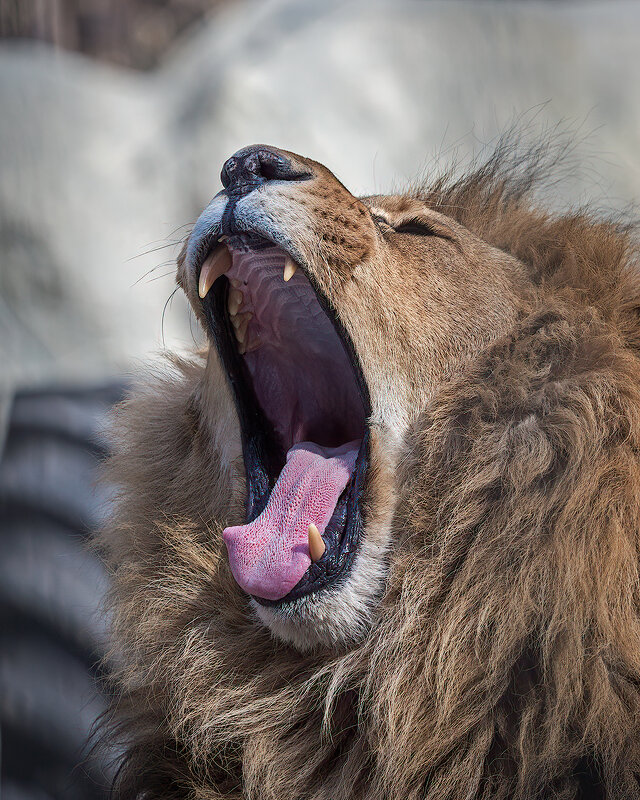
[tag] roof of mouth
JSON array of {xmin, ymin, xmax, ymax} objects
[{"xmin": 224, "ymin": 246, "xmax": 366, "ymax": 453}]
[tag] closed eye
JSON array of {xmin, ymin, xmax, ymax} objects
[
  {"xmin": 394, "ymin": 218, "xmax": 439, "ymax": 236},
  {"xmin": 370, "ymin": 209, "xmax": 460, "ymax": 249},
  {"xmin": 394, "ymin": 217, "xmax": 460, "ymax": 250},
  {"xmin": 371, "ymin": 213, "xmax": 392, "ymax": 228}
]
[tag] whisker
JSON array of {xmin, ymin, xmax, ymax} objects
[
  {"xmin": 126, "ymin": 241, "xmax": 182, "ymax": 262},
  {"xmin": 132, "ymin": 260, "xmax": 177, "ymax": 286},
  {"xmin": 161, "ymin": 287, "xmax": 179, "ymax": 349},
  {"xmin": 145, "ymin": 271, "xmax": 176, "ymax": 284},
  {"xmin": 127, "ymin": 223, "xmax": 194, "ymax": 263}
]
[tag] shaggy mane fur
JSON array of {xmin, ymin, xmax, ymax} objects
[{"xmin": 99, "ymin": 143, "xmax": 640, "ymax": 799}]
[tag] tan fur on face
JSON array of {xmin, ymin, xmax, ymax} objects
[{"xmin": 100, "ymin": 143, "xmax": 640, "ymax": 799}]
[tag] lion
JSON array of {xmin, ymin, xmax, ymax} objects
[{"xmin": 100, "ymin": 143, "xmax": 640, "ymax": 799}]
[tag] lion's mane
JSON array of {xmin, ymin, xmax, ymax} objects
[{"xmin": 100, "ymin": 144, "xmax": 640, "ymax": 799}]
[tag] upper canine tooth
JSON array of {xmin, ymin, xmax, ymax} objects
[
  {"xmin": 228, "ymin": 288, "xmax": 243, "ymax": 316},
  {"xmin": 308, "ymin": 523, "xmax": 325, "ymax": 562},
  {"xmin": 283, "ymin": 256, "xmax": 298, "ymax": 282},
  {"xmin": 198, "ymin": 245, "xmax": 232, "ymax": 298}
]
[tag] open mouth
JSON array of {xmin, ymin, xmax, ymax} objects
[{"xmin": 197, "ymin": 235, "xmax": 370, "ymax": 605}]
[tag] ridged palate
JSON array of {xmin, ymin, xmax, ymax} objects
[{"xmin": 224, "ymin": 247, "xmax": 365, "ymax": 452}]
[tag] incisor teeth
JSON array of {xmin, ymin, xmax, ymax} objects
[
  {"xmin": 228, "ymin": 288, "xmax": 243, "ymax": 316},
  {"xmin": 308, "ymin": 523, "xmax": 325, "ymax": 562},
  {"xmin": 283, "ymin": 257, "xmax": 298, "ymax": 282},
  {"xmin": 198, "ymin": 245, "xmax": 232, "ymax": 298},
  {"xmin": 233, "ymin": 312, "xmax": 251, "ymax": 344},
  {"xmin": 244, "ymin": 338, "xmax": 261, "ymax": 353}
]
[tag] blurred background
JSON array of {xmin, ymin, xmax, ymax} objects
[{"xmin": 1, "ymin": 0, "xmax": 639, "ymax": 797}]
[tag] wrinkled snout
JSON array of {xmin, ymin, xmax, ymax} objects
[
  {"xmin": 220, "ymin": 145, "xmax": 314, "ymax": 198},
  {"xmin": 178, "ymin": 145, "xmax": 378, "ymax": 314}
]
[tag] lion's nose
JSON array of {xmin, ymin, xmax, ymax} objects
[{"xmin": 221, "ymin": 145, "xmax": 312, "ymax": 196}]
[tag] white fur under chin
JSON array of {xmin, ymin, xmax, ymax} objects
[{"xmin": 252, "ymin": 516, "xmax": 392, "ymax": 652}]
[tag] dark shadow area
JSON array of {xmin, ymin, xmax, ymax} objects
[
  {"xmin": 0, "ymin": 384, "xmax": 126, "ymax": 800},
  {"xmin": 0, "ymin": 0, "xmax": 234, "ymax": 69}
]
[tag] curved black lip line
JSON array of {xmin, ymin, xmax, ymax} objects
[{"xmin": 195, "ymin": 221, "xmax": 371, "ymax": 606}]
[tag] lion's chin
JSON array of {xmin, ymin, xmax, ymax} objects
[{"xmin": 250, "ymin": 523, "xmax": 391, "ymax": 651}]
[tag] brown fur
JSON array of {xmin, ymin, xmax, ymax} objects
[{"xmin": 99, "ymin": 142, "xmax": 640, "ymax": 799}]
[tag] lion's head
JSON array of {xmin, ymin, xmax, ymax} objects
[
  {"xmin": 103, "ymin": 143, "xmax": 640, "ymax": 799},
  {"xmin": 177, "ymin": 145, "xmax": 526, "ymax": 650}
]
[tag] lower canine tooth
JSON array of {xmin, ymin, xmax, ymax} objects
[
  {"xmin": 283, "ymin": 256, "xmax": 298, "ymax": 282},
  {"xmin": 308, "ymin": 523, "xmax": 325, "ymax": 562}
]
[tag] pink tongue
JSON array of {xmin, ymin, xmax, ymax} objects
[{"xmin": 223, "ymin": 441, "xmax": 359, "ymax": 601}]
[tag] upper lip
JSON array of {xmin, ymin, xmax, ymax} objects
[{"xmin": 187, "ymin": 192, "xmax": 306, "ymax": 290}]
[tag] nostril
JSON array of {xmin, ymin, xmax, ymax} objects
[
  {"xmin": 221, "ymin": 156, "xmax": 240, "ymax": 189},
  {"xmin": 220, "ymin": 145, "xmax": 313, "ymax": 195},
  {"xmin": 243, "ymin": 151, "xmax": 261, "ymax": 179},
  {"xmin": 257, "ymin": 151, "xmax": 291, "ymax": 181}
]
